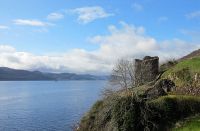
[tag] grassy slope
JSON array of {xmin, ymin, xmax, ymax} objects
[
  {"xmin": 162, "ymin": 57, "xmax": 200, "ymax": 87},
  {"xmin": 148, "ymin": 95, "xmax": 200, "ymax": 129},
  {"xmin": 172, "ymin": 115, "xmax": 200, "ymax": 131},
  {"xmin": 161, "ymin": 57, "xmax": 200, "ymax": 130},
  {"xmin": 165, "ymin": 57, "xmax": 200, "ymax": 74}
]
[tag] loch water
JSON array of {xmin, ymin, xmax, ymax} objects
[{"xmin": 0, "ymin": 81, "xmax": 106, "ymax": 131}]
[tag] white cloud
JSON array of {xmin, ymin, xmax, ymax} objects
[
  {"xmin": 0, "ymin": 46, "xmax": 111, "ymax": 74},
  {"xmin": 0, "ymin": 25, "xmax": 9, "ymax": 29},
  {"xmin": 0, "ymin": 45, "xmax": 16, "ymax": 52},
  {"xmin": 69, "ymin": 6, "xmax": 113, "ymax": 24},
  {"xmin": 47, "ymin": 13, "xmax": 64, "ymax": 20},
  {"xmin": 186, "ymin": 11, "xmax": 200, "ymax": 19},
  {"xmin": 132, "ymin": 3, "xmax": 143, "ymax": 12},
  {"xmin": 0, "ymin": 22, "xmax": 199, "ymax": 74},
  {"xmin": 13, "ymin": 19, "xmax": 52, "ymax": 27}
]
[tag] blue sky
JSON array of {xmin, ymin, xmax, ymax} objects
[{"xmin": 0, "ymin": 0, "xmax": 200, "ymax": 74}]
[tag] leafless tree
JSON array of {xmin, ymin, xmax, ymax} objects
[{"xmin": 109, "ymin": 59, "xmax": 135, "ymax": 91}]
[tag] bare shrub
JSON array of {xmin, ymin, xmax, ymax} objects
[{"xmin": 109, "ymin": 59, "xmax": 135, "ymax": 91}]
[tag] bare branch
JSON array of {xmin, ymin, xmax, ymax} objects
[{"xmin": 109, "ymin": 58, "xmax": 135, "ymax": 91}]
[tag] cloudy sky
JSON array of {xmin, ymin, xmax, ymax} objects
[{"xmin": 0, "ymin": 0, "xmax": 200, "ymax": 74}]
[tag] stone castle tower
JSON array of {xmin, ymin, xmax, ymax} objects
[{"xmin": 134, "ymin": 56, "xmax": 159, "ymax": 86}]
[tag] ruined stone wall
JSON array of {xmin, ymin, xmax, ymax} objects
[{"xmin": 134, "ymin": 56, "xmax": 159, "ymax": 86}]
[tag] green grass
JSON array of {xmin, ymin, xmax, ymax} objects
[
  {"xmin": 148, "ymin": 95, "xmax": 200, "ymax": 129},
  {"xmin": 161, "ymin": 57, "xmax": 200, "ymax": 87},
  {"xmin": 149, "ymin": 95, "xmax": 200, "ymax": 117},
  {"xmin": 172, "ymin": 115, "xmax": 200, "ymax": 131},
  {"xmin": 165, "ymin": 57, "xmax": 200, "ymax": 74},
  {"xmin": 150, "ymin": 95, "xmax": 200, "ymax": 104}
]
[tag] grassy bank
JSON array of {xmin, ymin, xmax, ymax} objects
[
  {"xmin": 162, "ymin": 57, "xmax": 200, "ymax": 88},
  {"xmin": 172, "ymin": 115, "xmax": 200, "ymax": 131}
]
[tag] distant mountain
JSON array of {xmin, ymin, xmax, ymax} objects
[
  {"xmin": 0, "ymin": 67, "xmax": 108, "ymax": 81},
  {"xmin": 180, "ymin": 49, "xmax": 200, "ymax": 60}
]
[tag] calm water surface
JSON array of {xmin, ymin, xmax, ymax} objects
[{"xmin": 0, "ymin": 81, "xmax": 106, "ymax": 131}]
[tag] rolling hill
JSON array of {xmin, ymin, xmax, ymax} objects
[
  {"xmin": 0, "ymin": 67, "xmax": 108, "ymax": 81},
  {"xmin": 180, "ymin": 49, "xmax": 200, "ymax": 60}
]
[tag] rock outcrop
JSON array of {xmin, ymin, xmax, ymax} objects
[{"xmin": 144, "ymin": 79, "xmax": 175, "ymax": 99}]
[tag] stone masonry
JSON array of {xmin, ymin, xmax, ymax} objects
[{"xmin": 134, "ymin": 56, "xmax": 159, "ymax": 86}]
